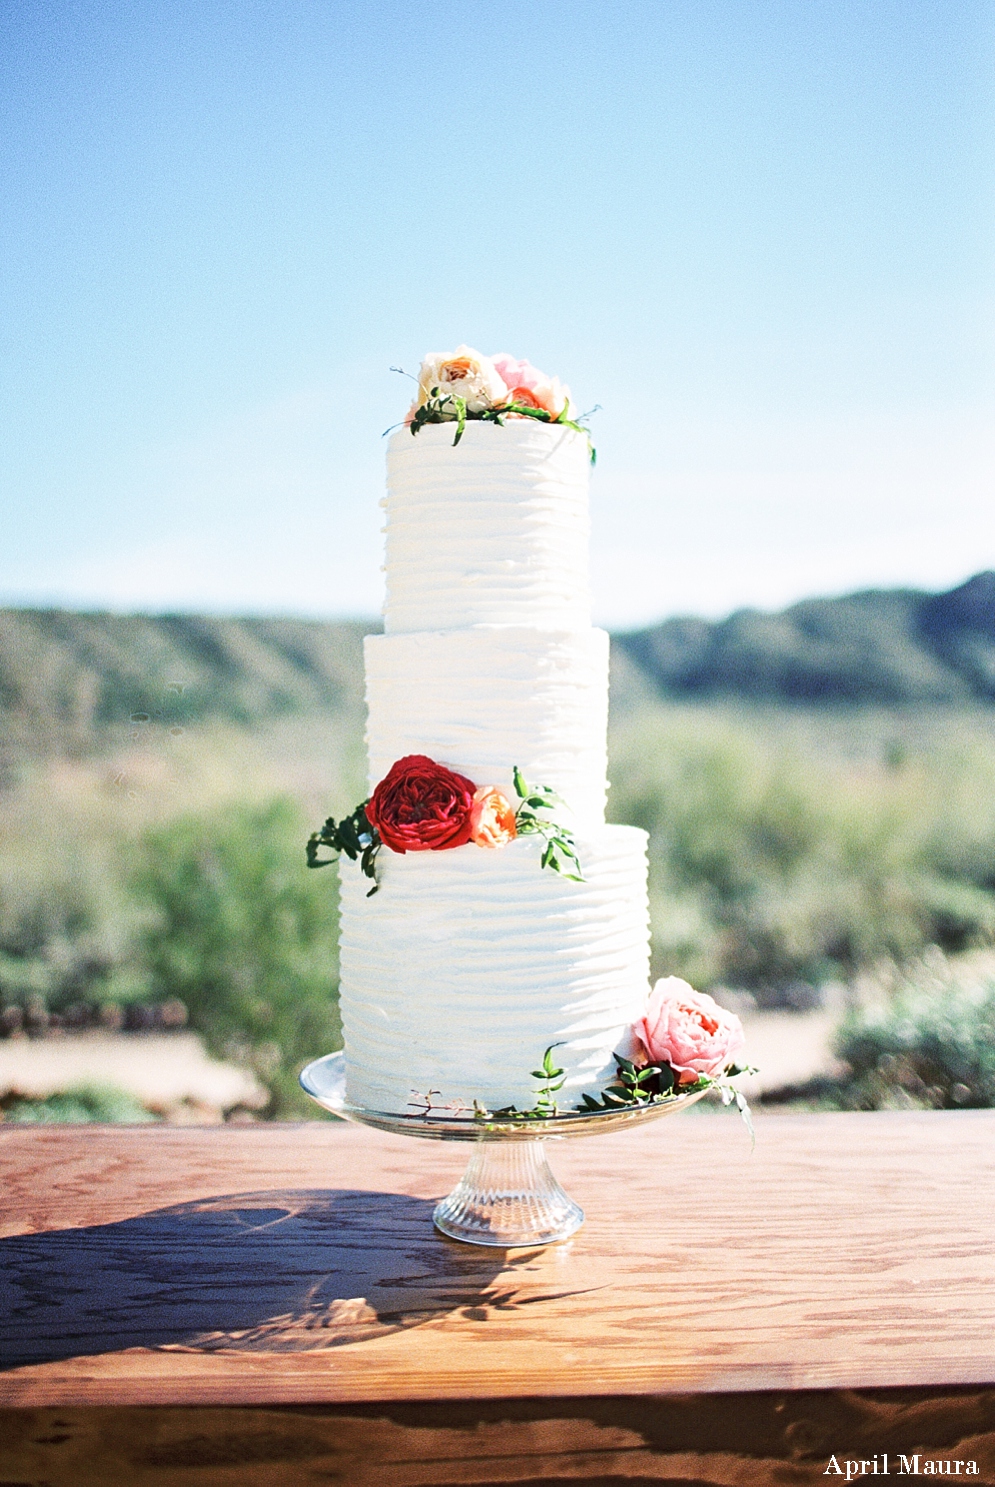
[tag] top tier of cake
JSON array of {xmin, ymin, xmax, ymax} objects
[
  {"xmin": 370, "ymin": 417, "xmax": 608, "ymax": 825},
  {"xmin": 382, "ymin": 420, "xmax": 592, "ymax": 634}
]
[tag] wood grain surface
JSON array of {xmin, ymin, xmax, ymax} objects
[
  {"xmin": 1, "ymin": 1110, "xmax": 994, "ymax": 1418},
  {"xmin": 3, "ymin": 1390, "xmax": 995, "ymax": 1485}
]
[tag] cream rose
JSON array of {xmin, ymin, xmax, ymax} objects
[{"xmin": 417, "ymin": 345, "xmax": 509, "ymax": 415}]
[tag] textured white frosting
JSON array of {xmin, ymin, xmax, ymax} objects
[
  {"xmin": 364, "ymin": 626, "xmax": 609, "ymax": 828},
  {"xmin": 383, "ymin": 420, "xmax": 592, "ymax": 634},
  {"xmin": 338, "ymin": 410, "xmax": 652, "ymax": 1114},
  {"xmin": 339, "ymin": 825, "xmax": 651, "ymax": 1113}
]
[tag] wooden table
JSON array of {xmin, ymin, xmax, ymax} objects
[{"xmin": 2, "ymin": 1111, "xmax": 995, "ymax": 1484}]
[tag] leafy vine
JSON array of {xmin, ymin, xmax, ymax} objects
[
  {"xmin": 306, "ymin": 802, "xmax": 382, "ymax": 896},
  {"xmin": 407, "ymin": 386, "xmax": 597, "ymax": 463}
]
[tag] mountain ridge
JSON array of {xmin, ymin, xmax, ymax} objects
[
  {"xmin": 615, "ymin": 571, "xmax": 995, "ymax": 705},
  {"xmin": 1, "ymin": 571, "xmax": 993, "ymax": 755}
]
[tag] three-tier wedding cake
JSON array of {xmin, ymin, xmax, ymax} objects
[
  {"xmin": 330, "ymin": 347, "xmax": 648, "ymax": 1118},
  {"xmin": 331, "ymin": 347, "xmax": 654, "ymax": 1115}
]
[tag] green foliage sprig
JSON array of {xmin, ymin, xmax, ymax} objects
[
  {"xmin": 512, "ymin": 766, "xmax": 584, "ymax": 882},
  {"xmin": 306, "ymin": 803, "xmax": 382, "ymax": 897},
  {"xmin": 577, "ymin": 1054, "xmax": 673, "ymax": 1110},
  {"xmin": 475, "ymin": 1043, "xmax": 567, "ymax": 1122},
  {"xmin": 471, "ymin": 1041, "xmax": 755, "ymax": 1135},
  {"xmin": 409, "ymin": 388, "xmax": 469, "ymax": 444},
  {"xmin": 407, "ymin": 386, "xmax": 597, "ymax": 463},
  {"xmin": 578, "ymin": 1055, "xmax": 757, "ymax": 1141},
  {"xmin": 530, "ymin": 1042, "xmax": 566, "ymax": 1115}
]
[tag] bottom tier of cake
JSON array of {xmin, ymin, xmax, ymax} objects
[{"xmin": 338, "ymin": 824, "xmax": 651, "ymax": 1114}]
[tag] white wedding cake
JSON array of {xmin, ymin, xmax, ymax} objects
[{"xmin": 335, "ymin": 351, "xmax": 652, "ymax": 1115}]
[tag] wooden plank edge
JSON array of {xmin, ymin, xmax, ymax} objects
[{"xmin": 3, "ymin": 1355, "xmax": 995, "ymax": 1408}]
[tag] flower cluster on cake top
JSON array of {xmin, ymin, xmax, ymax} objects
[{"xmin": 399, "ymin": 345, "xmax": 595, "ymax": 457}]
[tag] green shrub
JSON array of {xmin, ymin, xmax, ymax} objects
[
  {"xmin": 608, "ymin": 707, "xmax": 995, "ymax": 995},
  {"xmin": 832, "ymin": 957, "xmax": 995, "ymax": 1109},
  {"xmin": 136, "ymin": 798, "xmax": 341, "ymax": 1116},
  {"xmin": 0, "ymin": 794, "xmax": 151, "ymax": 1019},
  {"xmin": 2, "ymin": 1083, "xmax": 156, "ymax": 1124}
]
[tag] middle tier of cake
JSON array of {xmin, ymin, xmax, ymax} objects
[
  {"xmin": 338, "ymin": 822, "xmax": 651, "ymax": 1114},
  {"xmin": 363, "ymin": 625, "xmax": 610, "ymax": 828}
]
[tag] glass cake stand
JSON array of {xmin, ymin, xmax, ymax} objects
[{"xmin": 300, "ymin": 1050, "xmax": 706, "ymax": 1247}]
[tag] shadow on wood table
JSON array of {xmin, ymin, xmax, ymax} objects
[
  {"xmin": 3, "ymin": 1118, "xmax": 995, "ymax": 1484},
  {"xmin": 1, "ymin": 1187, "xmax": 584, "ymax": 1367}
]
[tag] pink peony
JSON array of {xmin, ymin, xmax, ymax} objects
[
  {"xmin": 490, "ymin": 352, "xmax": 572, "ymax": 420},
  {"xmin": 637, "ymin": 977, "xmax": 746, "ymax": 1084}
]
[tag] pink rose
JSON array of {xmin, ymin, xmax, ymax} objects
[
  {"xmin": 637, "ymin": 977, "xmax": 746, "ymax": 1084},
  {"xmin": 491, "ymin": 353, "xmax": 572, "ymax": 420}
]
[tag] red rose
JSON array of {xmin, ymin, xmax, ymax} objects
[{"xmin": 366, "ymin": 755, "xmax": 477, "ymax": 853}]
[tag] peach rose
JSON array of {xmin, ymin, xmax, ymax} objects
[
  {"xmin": 637, "ymin": 977, "xmax": 746, "ymax": 1084},
  {"xmin": 469, "ymin": 786, "xmax": 518, "ymax": 849},
  {"xmin": 491, "ymin": 352, "xmax": 573, "ymax": 420},
  {"xmin": 417, "ymin": 345, "xmax": 508, "ymax": 414}
]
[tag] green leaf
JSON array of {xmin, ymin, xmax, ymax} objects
[
  {"xmin": 306, "ymin": 801, "xmax": 381, "ymax": 878},
  {"xmin": 735, "ymin": 1089, "xmax": 756, "ymax": 1147},
  {"xmin": 513, "ymin": 765, "xmax": 528, "ymax": 799},
  {"xmin": 337, "ymin": 815, "xmax": 360, "ymax": 855},
  {"xmin": 305, "ymin": 833, "xmax": 335, "ymax": 869},
  {"xmin": 499, "ymin": 403, "xmax": 551, "ymax": 422},
  {"xmin": 359, "ymin": 837, "xmax": 381, "ymax": 886},
  {"xmin": 453, "ymin": 396, "xmax": 467, "ymax": 445}
]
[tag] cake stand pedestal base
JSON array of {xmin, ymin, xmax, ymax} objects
[
  {"xmin": 299, "ymin": 1052, "xmax": 705, "ymax": 1249},
  {"xmin": 433, "ymin": 1139, "xmax": 583, "ymax": 1247}
]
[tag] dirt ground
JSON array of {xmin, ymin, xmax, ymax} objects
[{"xmin": 0, "ymin": 1031, "xmax": 267, "ymax": 1120}]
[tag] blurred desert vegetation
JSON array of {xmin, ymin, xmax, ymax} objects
[{"xmin": 2, "ymin": 570, "xmax": 994, "ymax": 1118}]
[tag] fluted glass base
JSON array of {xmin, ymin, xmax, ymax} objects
[{"xmin": 433, "ymin": 1139, "xmax": 584, "ymax": 1247}]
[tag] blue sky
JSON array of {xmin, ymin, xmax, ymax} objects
[{"xmin": 2, "ymin": 0, "xmax": 992, "ymax": 627}]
